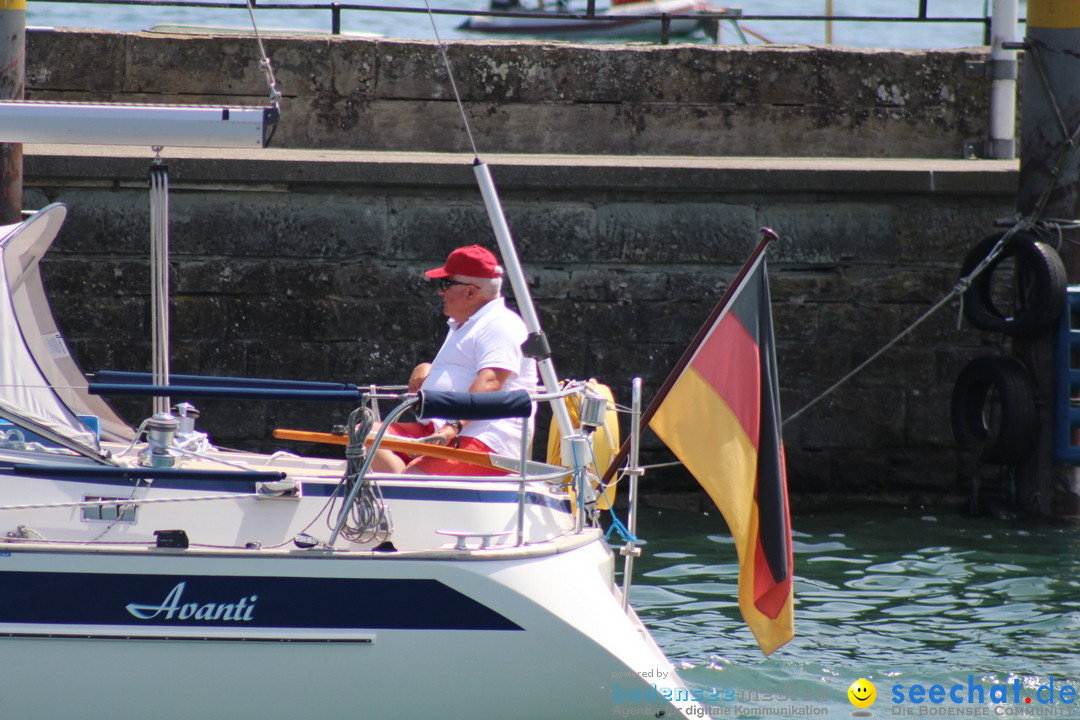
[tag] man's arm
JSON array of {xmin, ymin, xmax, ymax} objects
[
  {"xmin": 423, "ymin": 367, "xmax": 514, "ymax": 446},
  {"xmin": 468, "ymin": 367, "xmax": 512, "ymax": 393}
]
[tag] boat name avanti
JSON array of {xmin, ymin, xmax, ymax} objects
[{"xmin": 126, "ymin": 582, "xmax": 258, "ymax": 622}]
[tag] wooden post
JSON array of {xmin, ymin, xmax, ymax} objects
[
  {"xmin": 0, "ymin": 0, "xmax": 24, "ymax": 224},
  {"xmin": 1016, "ymin": 0, "xmax": 1080, "ymax": 518}
]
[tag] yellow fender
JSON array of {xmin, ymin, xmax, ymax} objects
[{"xmin": 546, "ymin": 379, "xmax": 620, "ymax": 510}]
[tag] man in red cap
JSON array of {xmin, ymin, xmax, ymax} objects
[{"xmin": 372, "ymin": 245, "xmax": 538, "ymax": 475}]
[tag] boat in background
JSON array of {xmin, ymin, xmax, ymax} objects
[
  {"xmin": 146, "ymin": 23, "xmax": 382, "ymax": 38},
  {"xmin": 458, "ymin": 0, "xmax": 725, "ymax": 40}
]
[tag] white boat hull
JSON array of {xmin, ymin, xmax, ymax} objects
[
  {"xmin": 459, "ymin": 0, "xmax": 713, "ymax": 39},
  {"xmin": 0, "ymin": 533, "xmax": 698, "ymax": 719}
]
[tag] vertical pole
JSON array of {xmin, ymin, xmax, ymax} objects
[
  {"xmin": 1016, "ymin": 0, "xmax": 1080, "ymax": 518},
  {"xmin": 988, "ymin": 0, "xmax": 1018, "ymax": 159},
  {"xmin": 620, "ymin": 378, "xmax": 642, "ymax": 611},
  {"xmin": 0, "ymin": 0, "xmax": 25, "ymax": 224},
  {"xmin": 473, "ymin": 162, "xmax": 575, "ymax": 440},
  {"xmin": 824, "ymin": 0, "xmax": 833, "ymax": 45},
  {"xmin": 149, "ymin": 163, "xmax": 171, "ymax": 416}
]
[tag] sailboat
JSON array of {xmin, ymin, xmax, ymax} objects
[
  {"xmin": 0, "ymin": 16, "xmax": 793, "ymax": 718},
  {"xmin": 457, "ymin": 0, "xmax": 719, "ymax": 40},
  {"xmin": 0, "ymin": 197, "xmax": 718, "ymax": 717}
]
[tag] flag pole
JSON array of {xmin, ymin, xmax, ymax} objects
[{"xmin": 601, "ymin": 227, "xmax": 780, "ymax": 485}]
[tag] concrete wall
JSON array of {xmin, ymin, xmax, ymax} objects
[
  {"xmin": 23, "ymin": 147, "xmax": 1019, "ymax": 506},
  {"xmin": 26, "ymin": 29, "xmax": 994, "ymax": 158}
]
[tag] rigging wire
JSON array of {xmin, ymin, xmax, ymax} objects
[
  {"xmin": 245, "ymin": 0, "xmax": 282, "ymax": 107},
  {"xmin": 422, "ymin": 0, "xmax": 480, "ymax": 159}
]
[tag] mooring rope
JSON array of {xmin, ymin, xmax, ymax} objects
[{"xmin": 782, "ymin": 219, "xmax": 1033, "ymax": 425}]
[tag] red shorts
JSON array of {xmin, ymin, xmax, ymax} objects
[{"xmin": 385, "ymin": 422, "xmax": 504, "ymax": 476}]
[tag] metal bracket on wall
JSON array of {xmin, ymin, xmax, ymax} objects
[
  {"xmin": 964, "ymin": 59, "xmax": 1018, "ymax": 81},
  {"xmin": 964, "ymin": 60, "xmax": 988, "ymax": 79},
  {"xmin": 962, "ymin": 140, "xmax": 987, "ymax": 159}
]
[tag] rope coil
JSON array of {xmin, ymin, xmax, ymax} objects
[{"xmin": 331, "ymin": 406, "xmax": 392, "ymax": 544}]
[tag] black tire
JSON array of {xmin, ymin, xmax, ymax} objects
[
  {"xmin": 951, "ymin": 355, "xmax": 1038, "ymax": 465},
  {"xmin": 959, "ymin": 232, "xmax": 1067, "ymax": 337}
]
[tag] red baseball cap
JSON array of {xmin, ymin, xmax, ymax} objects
[{"xmin": 425, "ymin": 245, "xmax": 502, "ymax": 279}]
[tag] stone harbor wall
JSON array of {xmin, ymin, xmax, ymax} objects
[
  {"xmin": 22, "ymin": 148, "xmax": 1019, "ymax": 508},
  {"xmin": 26, "ymin": 28, "xmax": 995, "ymax": 158}
]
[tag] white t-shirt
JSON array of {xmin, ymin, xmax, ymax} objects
[{"xmin": 421, "ymin": 297, "xmax": 538, "ymax": 457}]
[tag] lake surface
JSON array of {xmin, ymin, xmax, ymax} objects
[
  {"xmin": 628, "ymin": 505, "xmax": 1078, "ymax": 718},
  {"xmin": 27, "ymin": 0, "xmax": 1023, "ymax": 47}
]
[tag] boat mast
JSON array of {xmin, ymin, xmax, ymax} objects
[{"xmin": 473, "ymin": 161, "xmax": 575, "ymax": 441}]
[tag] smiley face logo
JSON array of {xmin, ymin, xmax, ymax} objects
[{"xmin": 848, "ymin": 678, "xmax": 876, "ymax": 708}]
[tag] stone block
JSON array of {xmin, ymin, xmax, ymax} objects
[
  {"xmin": 48, "ymin": 189, "xmax": 153, "ymax": 257},
  {"xmin": 884, "ymin": 448, "xmax": 962, "ymax": 492},
  {"xmin": 124, "ymin": 34, "xmax": 271, "ymax": 96},
  {"xmin": 662, "ymin": 268, "xmax": 732, "ymax": 304},
  {"xmin": 896, "ymin": 204, "xmax": 1018, "ymax": 263},
  {"xmin": 26, "ymin": 30, "xmax": 126, "ymax": 93},
  {"xmin": 166, "ymin": 193, "xmax": 387, "ymax": 258},
  {"xmin": 904, "ymin": 386, "xmax": 955, "ymax": 447},
  {"xmin": 794, "ymin": 387, "xmax": 907, "ymax": 450},
  {"xmin": 542, "ymin": 299, "xmax": 637, "ymax": 344},
  {"xmin": 245, "ymin": 340, "xmax": 332, "ymax": 382},
  {"xmin": 592, "ymin": 202, "xmax": 757, "ymax": 263},
  {"xmin": 771, "ymin": 269, "xmax": 853, "ymax": 305},
  {"xmin": 278, "ymin": 96, "xmax": 377, "ymax": 149},
  {"xmin": 328, "ymin": 38, "xmax": 379, "ymax": 99},
  {"xmin": 387, "ymin": 197, "xmax": 497, "ymax": 257},
  {"xmin": 196, "ymin": 338, "xmax": 249, "ymax": 377},
  {"xmin": 173, "ymin": 259, "xmax": 335, "ymax": 297},
  {"xmin": 193, "ymin": 399, "xmax": 268, "ymax": 442},
  {"xmin": 815, "ymin": 303, "xmax": 906, "ymax": 348},
  {"xmin": 760, "ymin": 203, "xmax": 903, "ymax": 264}
]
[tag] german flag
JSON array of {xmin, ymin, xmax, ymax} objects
[{"xmin": 649, "ymin": 253, "xmax": 794, "ymax": 656}]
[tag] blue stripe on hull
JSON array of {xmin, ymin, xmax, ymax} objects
[{"xmin": 0, "ymin": 571, "xmax": 522, "ymax": 631}]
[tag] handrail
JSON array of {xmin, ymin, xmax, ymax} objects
[{"xmin": 29, "ymin": 0, "xmax": 1015, "ymax": 46}]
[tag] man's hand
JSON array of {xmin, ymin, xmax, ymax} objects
[
  {"xmin": 408, "ymin": 363, "xmax": 433, "ymax": 392},
  {"xmin": 416, "ymin": 423, "xmax": 459, "ymax": 446}
]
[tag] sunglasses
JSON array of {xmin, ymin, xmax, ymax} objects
[{"xmin": 436, "ymin": 278, "xmax": 478, "ymax": 291}]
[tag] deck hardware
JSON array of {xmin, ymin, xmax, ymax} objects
[
  {"xmin": 256, "ymin": 479, "xmax": 300, "ymax": 498},
  {"xmin": 154, "ymin": 529, "xmax": 189, "ymax": 549},
  {"xmin": 437, "ymin": 530, "xmax": 513, "ymax": 550},
  {"xmin": 141, "ymin": 413, "xmax": 179, "ymax": 468}
]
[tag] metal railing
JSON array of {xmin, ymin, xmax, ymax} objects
[{"xmin": 30, "ymin": 0, "xmax": 1015, "ymax": 45}]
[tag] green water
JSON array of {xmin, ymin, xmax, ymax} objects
[{"xmin": 628, "ymin": 507, "xmax": 1080, "ymax": 718}]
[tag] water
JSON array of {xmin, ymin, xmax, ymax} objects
[
  {"xmin": 627, "ymin": 506, "xmax": 1079, "ymax": 718},
  {"xmin": 26, "ymin": 0, "xmax": 1023, "ymax": 47}
]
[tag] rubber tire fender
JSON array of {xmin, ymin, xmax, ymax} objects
[
  {"xmin": 959, "ymin": 232, "xmax": 1066, "ymax": 337},
  {"xmin": 950, "ymin": 355, "xmax": 1038, "ymax": 465}
]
